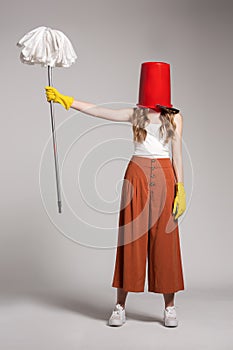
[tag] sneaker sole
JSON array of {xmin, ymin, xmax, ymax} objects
[
  {"xmin": 108, "ymin": 317, "xmax": 126, "ymax": 327},
  {"xmin": 164, "ymin": 319, "xmax": 178, "ymax": 327}
]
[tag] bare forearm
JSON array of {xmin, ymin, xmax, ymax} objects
[
  {"xmin": 172, "ymin": 113, "xmax": 184, "ymax": 183},
  {"xmin": 71, "ymin": 99, "xmax": 102, "ymax": 117},
  {"xmin": 70, "ymin": 99, "xmax": 133, "ymax": 122},
  {"xmin": 172, "ymin": 156, "xmax": 184, "ymax": 183}
]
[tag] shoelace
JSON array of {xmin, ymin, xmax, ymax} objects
[
  {"xmin": 111, "ymin": 305, "xmax": 124, "ymax": 319},
  {"xmin": 165, "ymin": 307, "xmax": 177, "ymax": 318},
  {"xmin": 111, "ymin": 310, "xmax": 121, "ymax": 319}
]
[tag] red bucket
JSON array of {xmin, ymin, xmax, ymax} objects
[{"xmin": 136, "ymin": 62, "xmax": 179, "ymax": 113}]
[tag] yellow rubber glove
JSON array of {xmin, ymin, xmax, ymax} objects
[
  {"xmin": 172, "ymin": 182, "xmax": 186, "ymax": 220},
  {"xmin": 45, "ymin": 86, "xmax": 74, "ymax": 110}
]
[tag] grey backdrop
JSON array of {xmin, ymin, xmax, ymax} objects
[{"xmin": 1, "ymin": 0, "xmax": 233, "ymax": 349}]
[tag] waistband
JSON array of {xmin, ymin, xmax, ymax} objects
[{"xmin": 130, "ymin": 155, "xmax": 173, "ymax": 168}]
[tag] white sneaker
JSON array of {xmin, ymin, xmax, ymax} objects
[
  {"xmin": 108, "ymin": 303, "xmax": 126, "ymax": 326},
  {"xmin": 164, "ymin": 305, "xmax": 178, "ymax": 327}
]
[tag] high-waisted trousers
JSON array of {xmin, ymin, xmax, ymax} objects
[{"xmin": 111, "ymin": 155, "xmax": 185, "ymax": 294}]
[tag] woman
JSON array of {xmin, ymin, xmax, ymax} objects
[{"xmin": 45, "ymin": 79, "xmax": 186, "ymax": 328}]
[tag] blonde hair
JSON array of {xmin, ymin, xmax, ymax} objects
[{"xmin": 131, "ymin": 107, "xmax": 178, "ymax": 144}]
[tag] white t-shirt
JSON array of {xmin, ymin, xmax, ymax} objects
[{"xmin": 133, "ymin": 123, "xmax": 171, "ymax": 158}]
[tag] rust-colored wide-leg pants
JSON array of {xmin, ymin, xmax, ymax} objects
[{"xmin": 112, "ymin": 155, "xmax": 185, "ymax": 294}]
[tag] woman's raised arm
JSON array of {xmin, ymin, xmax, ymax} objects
[
  {"xmin": 71, "ymin": 99, "xmax": 134, "ymax": 122},
  {"xmin": 45, "ymin": 86, "xmax": 134, "ymax": 123}
]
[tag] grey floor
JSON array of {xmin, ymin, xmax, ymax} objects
[{"xmin": 1, "ymin": 287, "xmax": 232, "ymax": 349}]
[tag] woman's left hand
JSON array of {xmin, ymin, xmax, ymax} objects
[{"xmin": 172, "ymin": 182, "xmax": 186, "ymax": 220}]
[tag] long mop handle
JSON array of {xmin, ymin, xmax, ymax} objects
[{"xmin": 48, "ymin": 65, "xmax": 62, "ymax": 213}]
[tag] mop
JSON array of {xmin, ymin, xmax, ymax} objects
[{"xmin": 17, "ymin": 26, "xmax": 77, "ymax": 213}]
